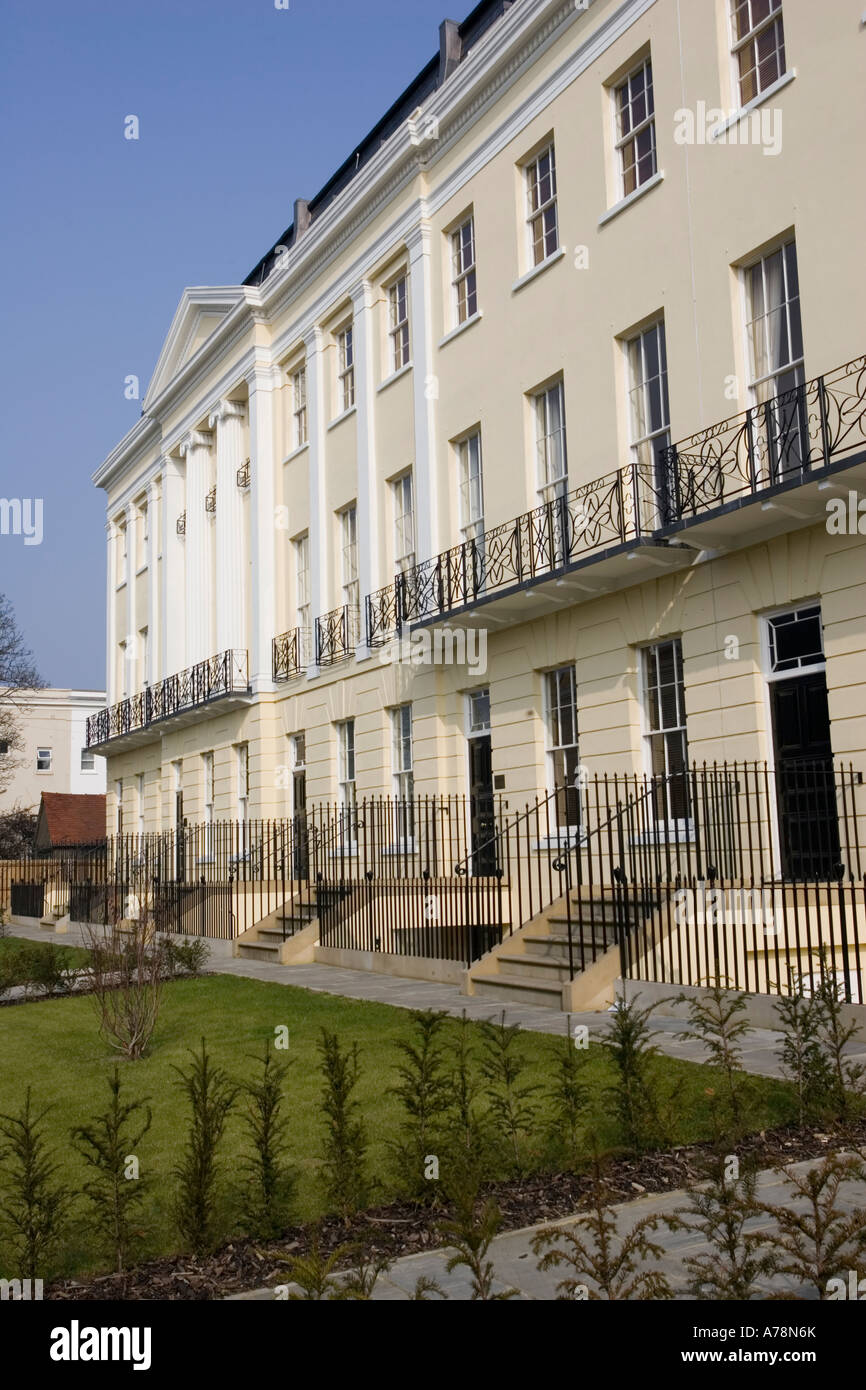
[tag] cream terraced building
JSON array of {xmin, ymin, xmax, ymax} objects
[{"xmin": 91, "ymin": 0, "xmax": 866, "ymax": 883}]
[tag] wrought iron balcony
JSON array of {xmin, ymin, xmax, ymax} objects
[
  {"xmin": 661, "ymin": 354, "xmax": 866, "ymax": 526},
  {"xmin": 87, "ymin": 650, "xmax": 250, "ymax": 748},
  {"xmin": 205, "ymin": 486, "xmax": 216, "ymax": 514},
  {"xmin": 367, "ymin": 353, "xmax": 866, "ymax": 643},
  {"xmin": 236, "ymin": 459, "xmax": 251, "ymax": 489},
  {"xmin": 176, "ymin": 511, "xmax": 186, "ymax": 536},
  {"xmin": 272, "ymin": 626, "xmax": 313, "ymax": 681},
  {"xmin": 316, "ymin": 604, "xmax": 361, "ymax": 666}
]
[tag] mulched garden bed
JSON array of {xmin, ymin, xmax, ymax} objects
[{"xmin": 48, "ymin": 1117, "xmax": 866, "ymax": 1301}]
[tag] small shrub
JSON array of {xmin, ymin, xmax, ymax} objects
[
  {"xmin": 0, "ymin": 1088, "xmax": 72, "ymax": 1278},
  {"xmin": 163, "ymin": 937, "xmax": 211, "ymax": 978},
  {"xmin": 387, "ymin": 1010, "xmax": 451, "ymax": 1203},
  {"xmin": 239, "ymin": 1041, "xmax": 294, "ymax": 1240},
  {"xmin": 671, "ymin": 1154, "xmax": 774, "ymax": 1300},
  {"xmin": 317, "ymin": 1029, "xmax": 369, "ymax": 1222},
  {"xmin": 545, "ymin": 1022, "xmax": 592, "ymax": 1169},
  {"xmin": 437, "ymin": 1163, "xmax": 517, "ymax": 1300},
  {"xmin": 774, "ymin": 988, "xmax": 834, "ymax": 1128},
  {"xmin": 480, "ymin": 1011, "xmax": 540, "ymax": 1176},
  {"xmin": 673, "ymin": 986, "xmax": 753, "ymax": 1140},
  {"xmin": 21, "ymin": 942, "xmax": 78, "ymax": 998},
  {"xmin": 603, "ymin": 993, "xmax": 676, "ymax": 1152},
  {"xmin": 172, "ymin": 1039, "xmax": 239, "ymax": 1256},
  {"xmin": 760, "ymin": 1153, "xmax": 866, "ymax": 1297},
  {"xmin": 71, "ymin": 1067, "xmax": 152, "ymax": 1273}
]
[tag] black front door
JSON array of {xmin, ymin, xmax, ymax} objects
[
  {"xmin": 469, "ymin": 735, "xmax": 497, "ymax": 876},
  {"xmin": 771, "ymin": 671, "xmax": 840, "ymax": 880},
  {"xmin": 293, "ymin": 770, "xmax": 309, "ymax": 880},
  {"xmin": 175, "ymin": 793, "xmax": 185, "ymax": 880}
]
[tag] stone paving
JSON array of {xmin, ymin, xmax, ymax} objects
[{"xmin": 229, "ymin": 1159, "xmax": 865, "ymax": 1301}]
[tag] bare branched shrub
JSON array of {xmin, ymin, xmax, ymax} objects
[{"xmin": 83, "ymin": 914, "xmax": 166, "ymax": 1060}]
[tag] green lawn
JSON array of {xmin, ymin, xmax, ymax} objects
[{"xmin": 0, "ymin": 973, "xmax": 796, "ymax": 1280}]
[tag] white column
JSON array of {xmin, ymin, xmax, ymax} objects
[
  {"xmin": 105, "ymin": 519, "xmax": 118, "ymax": 704},
  {"xmin": 408, "ymin": 218, "xmax": 439, "ymax": 564},
  {"xmin": 305, "ymin": 326, "xmax": 328, "ymax": 675},
  {"xmin": 247, "ymin": 364, "xmax": 279, "ymax": 693},
  {"xmin": 353, "ymin": 279, "xmax": 378, "ymax": 657},
  {"xmin": 147, "ymin": 476, "xmax": 160, "ymax": 684},
  {"xmin": 124, "ymin": 501, "xmax": 137, "ymax": 696},
  {"xmin": 179, "ymin": 430, "xmax": 213, "ymax": 668},
  {"xmin": 161, "ymin": 454, "xmax": 186, "ymax": 677},
  {"xmin": 208, "ymin": 399, "xmax": 247, "ymax": 656}
]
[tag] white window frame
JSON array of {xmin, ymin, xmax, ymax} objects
[
  {"xmin": 337, "ymin": 323, "xmax": 356, "ymax": 413},
  {"xmin": 291, "ymin": 365, "xmax": 308, "ymax": 449},
  {"xmin": 451, "ymin": 216, "xmax": 478, "ymax": 326},
  {"xmin": 627, "ymin": 319, "xmax": 671, "ymax": 503},
  {"xmin": 80, "ymin": 747, "xmax": 96, "ymax": 772},
  {"xmin": 765, "ymin": 604, "xmax": 826, "ymax": 681},
  {"xmin": 392, "ymin": 472, "xmax": 416, "ymax": 574},
  {"xmin": 525, "ymin": 144, "xmax": 559, "ymax": 268},
  {"xmin": 294, "ymin": 533, "xmax": 311, "ymax": 664},
  {"xmin": 236, "ymin": 743, "xmax": 249, "ymax": 825},
  {"xmin": 137, "ymin": 772, "xmax": 145, "ymax": 840},
  {"xmin": 545, "ymin": 667, "xmax": 581, "ymax": 834},
  {"xmin": 388, "ymin": 275, "xmax": 410, "ymax": 373},
  {"xmin": 36, "ymin": 747, "xmax": 52, "ymax": 773},
  {"xmin": 457, "ymin": 432, "xmax": 484, "ymax": 543},
  {"xmin": 743, "ymin": 238, "xmax": 804, "ymax": 405},
  {"xmin": 202, "ymin": 751, "xmax": 215, "ymax": 856},
  {"xmin": 614, "ymin": 57, "xmax": 657, "ymax": 200},
  {"xmin": 534, "ymin": 381, "xmax": 568, "ymax": 506},
  {"xmin": 391, "ymin": 704, "xmax": 414, "ymax": 803},
  {"xmin": 115, "ymin": 779, "xmax": 123, "ymax": 835},
  {"xmin": 729, "ymin": 0, "xmax": 786, "ymax": 108},
  {"xmin": 337, "ymin": 719, "xmax": 357, "ymax": 820},
  {"xmin": 641, "ymin": 638, "xmax": 691, "ymax": 831},
  {"xmin": 340, "ymin": 505, "xmax": 360, "ymax": 644}
]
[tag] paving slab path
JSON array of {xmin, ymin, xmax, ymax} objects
[{"xmin": 229, "ymin": 1157, "xmax": 865, "ymax": 1301}]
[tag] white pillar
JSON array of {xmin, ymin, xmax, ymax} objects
[
  {"xmin": 305, "ymin": 326, "xmax": 327, "ymax": 674},
  {"xmin": 161, "ymin": 454, "xmax": 186, "ymax": 677},
  {"xmin": 147, "ymin": 476, "xmax": 160, "ymax": 684},
  {"xmin": 124, "ymin": 501, "xmax": 137, "ymax": 696},
  {"xmin": 247, "ymin": 364, "xmax": 279, "ymax": 693},
  {"xmin": 353, "ymin": 279, "xmax": 378, "ymax": 657},
  {"xmin": 179, "ymin": 430, "xmax": 213, "ymax": 668},
  {"xmin": 408, "ymin": 218, "xmax": 439, "ymax": 563},
  {"xmin": 105, "ymin": 519, "xmax": 118, "ymax": 704},
  {"xmin": 208, "ymin": 399, "xmax": 247, "ymax": 656}
]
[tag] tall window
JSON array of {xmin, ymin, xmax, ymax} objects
[
  {"xmin": 138, "ymin": 626, "xmax": 149, "ymax": 688},
  {"xmin": 457, "ymin": 433, "xmax": 484, "ymax": 541},
  {"xmin": 745, "ymin": 240, "xmax": 804, "ymax": 476},
  {"xmin": 138, "ymin": 503, "xmax": 149, "ymax": 569},
  {"xmin": 546, "ymin": 668, "xmax": 580, "ymax": 828},
  {"xmin": 118, "ymin": 522, "xmax": 128, "ymax": 580},
  {"xmin": 643, "ymin": 639, "xmax": 690, "ymax": 821},
  {"xmin": 115, "ymin": 779, "xmax": 123, "ymax": 836},
  {"xmin": 294, "ymin": 533, "xmax": 311, "ymax": 664},
  {"xmin": 292, "ymin": 366, "xmax": 308, "ymax": 448},
  {"xmin": 392, "ymin": 473, "xmax": 415, "ymax": 574},
  {"xmin": 236, "ymin": 743, "xmax": 249, "ymax": 825},
  {"xmin": 36, "ymin": 747, "xmax": 52, "ymax": 772},
  {"xmin": 525, "ymin": 144, "xmax": 558, "ymax": 267},
  {"xmin": 628, "ymin": 320, "xmax": 671, "ymax": 514},
  {"xmin": 535, "ymin": 382, "xmax": 568, "ymax": 505},
  {"xmin": 340, "ymin": 506, "xmax": 360, "ymax": 644},
  {"xmin": 392, "ymin": 705, "xmax": 414, "ymax": 803},
  {"xmin": 731, "ymin": 0, "xmax": 786, "ymax": 106},
  {"xmin": 137, "ymin": 773, "xmax": 145, "ymax": 839},
  {"xmin": 388, "ymin": 276, "xmax": 410, "ymax": 372},
  {"xmin": 337, "ymin": 720, "xmax": 356, "ymax": 817},
  {"xmin": 451, "ymin": 216, "xmax": 477, "ymax": 325},
  {"xmin": 202, "ymin": 752, "xmax": 214, "ymax": 854},
  {"xmin": 337, "ymin": 324, "xmax": 355, "ymax": 413},
  {"xmin": 615, "ymin": 58, "xmax": 657, "ymax": 198}
]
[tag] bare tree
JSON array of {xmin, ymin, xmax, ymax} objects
[
  {"xmin": 83, "ymin": 910, "xmax": 166, "ymax": 1061},
  {"xmin": 0, "ymin": 593, "xmax": 43, "ymax": 797}
]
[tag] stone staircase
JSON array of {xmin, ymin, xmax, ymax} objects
[
  {"xmin": 235, "ymin": 884, "xmax": 354, "ymax": 964},
  {"xmin": 467, "ymin": 889, "xmax": 653, "ymax": 1010}
]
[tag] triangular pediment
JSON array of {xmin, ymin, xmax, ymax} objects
[{"xmin": 143, "ymin": 286, "xmax": 246, "ymax": 408}]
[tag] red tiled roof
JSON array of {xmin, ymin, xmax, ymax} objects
[{"xmin": 36, "ymin": 793, "xmax": 107, "ymax": 847}]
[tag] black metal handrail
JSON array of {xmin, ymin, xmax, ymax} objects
[{"xmin": 87, "ymin": 649, "xmax": 250, "ymax": 747}]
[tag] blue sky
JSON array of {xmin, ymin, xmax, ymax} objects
[{"xmin": 0, "ymin": 0, "xmax": 450, "ymax": 689}]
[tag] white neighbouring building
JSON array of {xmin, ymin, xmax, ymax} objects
[{"xmin": 1, "ymin": 688, "xmax": 107, "ymax": 813}]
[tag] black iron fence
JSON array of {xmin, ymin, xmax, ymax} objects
[
  {"xmin": 1, "ymin": 764, "xmax": 863, "ymax": 994},
  {"xmin": 86, "ymin": 649, "xmax": 250, "ymax": 747}
]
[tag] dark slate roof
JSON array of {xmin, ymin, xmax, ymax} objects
[{"xmin": 243, "ymin": 0, "xmax": 515, "ymax": 288}]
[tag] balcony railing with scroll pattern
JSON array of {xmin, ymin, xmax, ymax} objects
[{"xmin": 86, "ymin": 649, "xmax": 249, "ymax": 747}]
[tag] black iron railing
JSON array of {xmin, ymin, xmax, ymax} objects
[
  {"xmin": 236, "ymin": 459, "xmax": 251, "ymax": 489},
  {"xmin": 205, "ymin": 486, "xmax": 216, "ymax": 514},
  {"xmin": 86, "ymin": 649, "xmax": 249, "ymax": 747},
  {"xmin": 273, "ymin": 628, "xmax": 302, "ymax": 682},
  {"xmin": 316, "ymin": 604, "xmax": 361, "ymax": 665},
  {"xmin": 365, "ymin": 355, "xmax": 866, "ymax": 643},
  {"xmin": 661, "ymin": 355, "xmax": 866, "ymax": 523}
]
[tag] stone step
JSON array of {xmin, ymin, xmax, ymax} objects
[
  {"xmin": 495, "ymin": 951, "xmax": 572, "ymax": 985},
  {"xmin": 521, "ymin": 931, "xmax": 613, "ymax": 961},
  {"xmin": 471, "ymin": 973, "xmax": 563, "ymax": 1010},
  {"xmin": 237, "ymin": 941, "xmax": 282, "ymax": 960}
]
